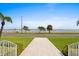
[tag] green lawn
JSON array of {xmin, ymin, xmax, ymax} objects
[
  {"xmin": 0, "ymin": 37, "xmax": 33, "ymax": 55},
  {"xmin": 49, "ymin": 37, "xmax": 79, "ymax": 52},
  {"xmin": 1, "ymin": 36, "xmax": 79, "ymax": 56}
]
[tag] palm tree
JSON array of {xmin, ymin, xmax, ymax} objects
[
  {"xmin": 47, "ymin": 25, "xmax": 53, "ymax": 33},
  {"xmin": 38, "ymin": 26, "xmax": 46, "ymax": 33},
  {"xmin": 0, "ymin": 12, "xmax": 12, "ymax": 38},
  {"xmin": 76, "ymin": 20, "xmax": 79, "ymax": 26},
  {"xmin": 23, "ymin": 26, "xmax": 29, "ymax": 32}
]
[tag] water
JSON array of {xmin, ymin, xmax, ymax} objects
[
  {"xmin": 53, "ymin": 29, "xmax": 79, "ymax": 32},
  {"xmin": 3, "ymin": 29, "xmax": 79, "ymax": 32}
]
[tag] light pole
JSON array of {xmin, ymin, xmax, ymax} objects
[{"xmin": 21, "ymin": 16, "xmax": 23, "ymax": 33}]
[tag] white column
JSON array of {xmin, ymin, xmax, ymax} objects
[
  {"xmin": 15, "ymin": 45, "xmax": 17, "ymax": 56},
  {"xmin": 2, "ymin": 42, "xmax": 4, "ymax": 56},
  {"xmin": 78, "ymin": 44, "xmax": 79, "ymax": 56},
  {"xmin": 9, "ymin": 43, "xmax": 11, "ymax": 56},
  {"xmin": 68, "ymin": 45, "xmax": 71, "ymax": 56},
  {"xmin": 8, "ymin": 42, "xmax": 9, "ymax": 56},
  {"xmin": 0, "ymin": 42, "xmax": 2, "ymax": 56}
]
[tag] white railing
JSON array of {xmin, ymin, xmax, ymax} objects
[
  {"xmin": 68, "ymin": 42, "xmax": 79, "ymax": 56},
  {"xmin": 0, "ymin": 40, "xmax": 17, "ymax": 56}
]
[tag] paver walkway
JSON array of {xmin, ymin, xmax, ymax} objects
[{"xmin": 20, "ymin": 37, "xmax": 63, "ymax": 56}]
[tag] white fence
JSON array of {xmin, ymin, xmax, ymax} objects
[
  {"xmin": 68, "ymin": 43, "xmax": 79, "ymax": 56},
  {"xmin": 0, "ymin": 40, "xmax": 17, "ymax": 56}
]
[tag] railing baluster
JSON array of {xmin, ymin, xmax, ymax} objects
[{"xmin": 0, "ymin": 40, "xmax": 17, "ymax": 56}]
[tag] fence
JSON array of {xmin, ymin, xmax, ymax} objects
[
  {"xmin": 68, "ymin": 43, "xmax": 79, "ymax": 56},
  {"xmin": 0, "ymin": 40, "xmax": 17, "ymax": 56}
]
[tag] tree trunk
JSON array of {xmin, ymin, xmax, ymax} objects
[
  {"xmin": 0, "ymin": 25, "xmax": 4, "ymax": 38},
  {"xmin": 49, "ymin": 30, "xmax": 50, "ymax": 34},
  {"xmin": 39, "ymin": 30, "xmax": 41, "ymax": 33},
  {"xmin": 0, "ymin": 20, "xmax": 5, "ymax": 39}
]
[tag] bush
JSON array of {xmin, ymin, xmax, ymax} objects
[{"xmin": 62, "ymin": 45, "xmax": 68, "ymax": 56}]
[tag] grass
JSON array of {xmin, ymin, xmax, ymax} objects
[
  {"xmin": 0, "ymin": 36, "xmax": 33, "ymax": 56},
  {"xmin": 49, "ymin": 37, "xmax": 79, "ymax": 52},
  {"xmin": 1, "ymin": 36, "xmax": 79, "ymax": 56}
]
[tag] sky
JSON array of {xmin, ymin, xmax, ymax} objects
[{"xmin": 0, "ymin": 3, "xmax": 79, "ymax": 29}]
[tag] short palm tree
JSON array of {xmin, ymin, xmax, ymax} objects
[
  {"xmin": 23, "ymin": 26, "xmax": 29, "ymax": 32},
  {"xmin": 0, "ymin": 12, "xmax": 12, "ymax": 38},
  {"xmin": 38, "ymin": 26, "xmax": 46, "ymax": 33}
]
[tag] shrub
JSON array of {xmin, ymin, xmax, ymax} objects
[{"xmin": 62, "ymin": 45, "xmax": 68, "ymax": 56}]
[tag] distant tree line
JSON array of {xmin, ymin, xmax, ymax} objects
[{"xmin": 23, "ymin": 25, "xmax": 53, "ymax": 33}]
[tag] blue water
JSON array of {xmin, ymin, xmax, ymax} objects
[{"xmin": 3, "ymin": 29, "xmax": 79, "ymax": 32}]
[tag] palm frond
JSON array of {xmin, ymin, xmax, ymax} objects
[
  {"xmin": 4, "ymin": 16, "xmax": 12, "ymax": 23},
  {"xmin": 0, "ymin": 12, "xmax": 4, "ymax": 20},
  {"xmin": 77, "ymin": 20, "xmax": 79, "ymax": 26}
]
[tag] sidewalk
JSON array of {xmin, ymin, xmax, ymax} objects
[{"xmin": 20, "ymin": 37, "xmax": 63, "ymax": 56}]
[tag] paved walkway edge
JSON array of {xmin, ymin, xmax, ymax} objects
[{"xmin": 20, "ymin": 37, "xmax": 63, "ymax": 56}]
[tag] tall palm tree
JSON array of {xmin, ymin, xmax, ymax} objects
[
  {"xmin": 77, "ymin": 20, "xmax": 79, "ymax": 26},
  {"xmin": 0, "ymin": 12, "xmax": 12, "ymax": 38},
  {"xmin": 47, "ymin": 25, "xmax": 53, "ymax": 33}
]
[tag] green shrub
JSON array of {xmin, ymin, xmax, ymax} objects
[{"xmin": 62, "ymin": 45, "xmax": 68, "ymax": 56}]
